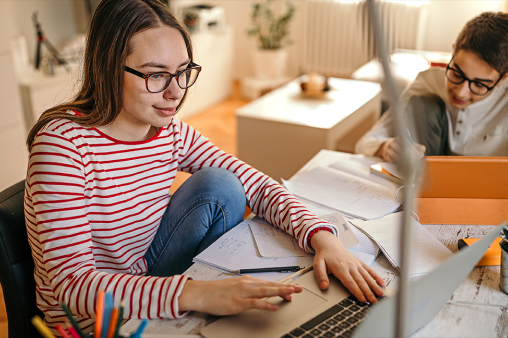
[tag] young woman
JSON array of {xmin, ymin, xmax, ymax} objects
[{"xmin": 24, "ymin": 0, "xmax": 384, "ymax": 334}]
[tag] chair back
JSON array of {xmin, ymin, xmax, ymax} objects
[{"xmin": 0, "ymin": 180, "xmax": 43, "ymax": 338}]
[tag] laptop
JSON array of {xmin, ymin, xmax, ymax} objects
[{"xmin": 201, "ymin": 222, "xmax": 506, "ymax": 338}]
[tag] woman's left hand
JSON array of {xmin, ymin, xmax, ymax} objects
[{"xmin": 310, "ymin": 230, "xmax": 385, "ymax": 304}]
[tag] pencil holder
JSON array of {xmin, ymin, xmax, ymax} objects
[{"xmin": 500, "ymin": 239, "xmax": 508, "ymax": 294}]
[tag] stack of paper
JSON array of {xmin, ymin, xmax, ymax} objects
[
  {"xmin": 283, "ymin": 165, "xmax": 400, "ymax": 220},
  {"xmin": 193, "ymin": 219, "xmax": 314, "ymax": 282},
  {"xmin": 350, "ymin": 212, "xmax": 453, "ymax": 277}
]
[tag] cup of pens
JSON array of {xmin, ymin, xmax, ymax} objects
[
  {"xmin": 32, "ymin": 290, "xmax": 148, "ymax": 338},
  {"xmin": 500, "ymin": 227, "xmax": 508, "ymax": 294}
]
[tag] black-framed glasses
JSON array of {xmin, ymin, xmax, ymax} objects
[
  {"xmin": 124, "ymin": 62, "xmax": 202, "ymax": 93},
  {"xmin": 445, "ymin": 58, "xmax": 502, "ymax": 96}
]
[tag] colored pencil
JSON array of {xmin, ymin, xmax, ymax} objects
[
  {"xmin": 113, "ymin": 302, "xmax": 124, "ymax": 338},
  {"xmin": 95, "ymin": 290, "xmax": 105, "ymax": 338},
  {"xmin": 60, "ymin": 303, "xmax": 87, "ymax": 338},
  {"xmin": 56, "ymin": 324, "xmax": 70, "ymax": 338},
  {"xmin": 31, "ymin": 315, "xmax": 57, "ymax": 338},
  {"xmin": 129, "ymin": 319, "xmax": 148, "ymax": 338},
  {"xmin": 106, "ymin": 308, "xmax": 119, "ymax": 338},
  {"xmin": 101, "ymin": 292, "xmax": 114, "ymax": 338},
  {"xmin": 67, "ymin": 326, "xmax": 81, "ymax": 338}
]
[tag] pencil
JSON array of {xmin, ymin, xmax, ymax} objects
[
  {"xmin": 95, "ymin": 290, "xmax": 105, "ymax": 338},
  {"xmin": 106, "ymin": 308, "xmax": 119, "ymax": 338},
  {"xmin": 60, "ymin": 303, "xmax": 86, "ymax": 338},
  {"xmin": 101, "ymin": 292, "xmax": 114, "ymax": 338},
  {"xmin": 56, "ymin": 324, "xmax": 70, "ymax": 338},
  {"xmin": 277, "ymin": 265, "xmax": 314, "ymax": 284},
  {"xmin": 31, "ymin": 315, "xmax": 57, "ymax": 338},
  {"xmin": 113, "ymin": 301, "xmax": 124, "ymax": 338},
  {"xmin": 67, "ymin": 326, "xmax": 81, "ymax": 338}
]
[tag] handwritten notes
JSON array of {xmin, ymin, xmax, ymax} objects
[
  {"xmin": 193, "ymin": 219, "xmax": 314, "ymax": 282},
  {"xmin": 248, "ymin": 218, "xmax": 310, "ymax": 257},
  {"xmin": 319, "ymin": 212, "xmax": 359, "ymax": 249},
  {"xmin": 284, "ymin": 166, "xmax": 400, "ymax": 220}
]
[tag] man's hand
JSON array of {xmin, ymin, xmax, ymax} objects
[
  {"xmin": 310, "ymin": 230, "xmax": 385, "ymax": 303},
  {"xmin": 179, "ymin": 275, "xmax": 303, "ymax": 315},
  {"xmin": 376, "ymin": 137, "xmax": 426, "ymax": 162}
]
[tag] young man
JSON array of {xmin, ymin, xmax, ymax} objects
[{"xmin": 355, "ymin": 12, "xmax": 508, "ymax": 162}]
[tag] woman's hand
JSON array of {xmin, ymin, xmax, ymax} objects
[
  {"xmin": 310, "ymin": 230, "xmax": 385, "ymax": 304},
  {"xmin": 375, "ymin": 137, "xmax": 426, "ymax": 163},
  {"xmin": 179, "ymin": 275, "xmax": 303, "ymax": 315}
]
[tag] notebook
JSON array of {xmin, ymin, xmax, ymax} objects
[
  {"xmin": 283, "ymin": 166, "xmax": 400, "ymax": 220},
  {"xmin": 200, "ymin": 222, "xmax": 506, "ymax": 338}
]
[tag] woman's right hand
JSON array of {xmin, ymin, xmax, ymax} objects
[{"xmin": 178, "ymin": 275, "xmax": 303, "ymax": 316}]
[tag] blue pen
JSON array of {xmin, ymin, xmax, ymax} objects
[
  {"xmin": 130, "ymin": 319, "xmax": 148, "ymax": 338},
  {"xmin": 101, "ymin": 292, "xmax": 114, "ymax": 338},
  {"xmin": 404, "ymin": 126, "xmax": 415, "ymax": 146}
]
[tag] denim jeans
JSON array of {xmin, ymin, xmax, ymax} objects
[{"xmin": 144, "ymin": 167, "xmax": 247, "ymax": 277}]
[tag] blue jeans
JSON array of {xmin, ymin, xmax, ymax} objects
[{"xmin": 144, "ymin": 167, "xmax": 247, "ymax": 277}]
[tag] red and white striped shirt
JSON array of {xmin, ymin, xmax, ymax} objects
[{"xmin": 24, "ymin": 114, "xmax": 337, "ymax": 335}]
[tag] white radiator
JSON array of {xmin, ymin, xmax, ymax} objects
[{"xmin": 303, "ymin": 0, "xmax": 428, "ymax": 78}]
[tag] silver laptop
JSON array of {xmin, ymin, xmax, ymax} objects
[{"xmin": 201, "ymin": 222, "xmax": 505, "ymax": 338}]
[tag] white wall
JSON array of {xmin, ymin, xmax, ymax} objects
[
  {"xmin": 423, "ymin": 0, "xmax": 505, "ymax": 53},
  {"xmin": 4, "ymin": 0, "xmax": 88, "ymax": 65},
  {"xmin": 188, "ymin": 0, "xmax": 307, "ymax": 79},
  {"xmin": 177, "ymin": 0, "xmax": 507, "ymax": 80}
]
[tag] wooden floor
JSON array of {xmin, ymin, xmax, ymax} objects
[{"xmin": 0, "ymin": 83, "xmax": 249, "ymax": 337}]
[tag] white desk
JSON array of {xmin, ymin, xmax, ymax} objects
[
  {"xmin": 236, "ymin": 78, "xmax": 381, "ymax": 182},
  {"xmin": 122, "ymin": 150, "xmax": 508, "ymax": 337}
]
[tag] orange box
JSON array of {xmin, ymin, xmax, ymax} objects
[
  {"xmin": 458, "ymin": 237, "xmax": 502, "ymax": 266},
  {"xmin": 415, "ymin": 156, "xmax": 508, "ymax": 225}
]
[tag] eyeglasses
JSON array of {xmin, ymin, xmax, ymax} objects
[
  {"xmin": 124, "ymin": 62, "xmax": 202, "ymax": 93},
  {"xmin": 445, "ymin": 58, "xmax": 502, "ymax": 96}
]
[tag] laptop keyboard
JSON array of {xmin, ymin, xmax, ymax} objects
[{"xmin": 281, "ymin": 295, "xmax": 374, "ymax": 338}]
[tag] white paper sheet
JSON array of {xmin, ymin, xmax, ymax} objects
[
  {"xmin": 329, "ymin": 157, "xmax": 400, "ymax": 190},
  {"xmin": 283, "ymin": 166, "xmax": 400, "ymax": 220},
  {"xmin": 248, "ymin": 218, "xmax": 311, "ymax": 257},
  {"xmin": 350, "ymin": 212, "xmax": 454, "ymax": 277},
  {"xmin": 193, "ymin": 220, "xmax": 314, "ymax": 282},
  {"xmin": 319, "ymin": 212, "xmax": 359, "ymax": 249}
]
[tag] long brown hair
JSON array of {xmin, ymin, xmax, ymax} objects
[{"xmin": 26, "ymin": 0, "xmax": 193, "ymax": 150}]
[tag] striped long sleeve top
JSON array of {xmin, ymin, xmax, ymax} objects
[{"xmin": 24, "ymin": 115, "xmax": 338, "ymax": 335}]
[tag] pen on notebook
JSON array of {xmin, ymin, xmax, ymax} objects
[{"xmin": 231, "ymin": 266, "xmax": 303, "ymax": 274}]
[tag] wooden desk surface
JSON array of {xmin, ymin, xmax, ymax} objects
[{"xmin": 121, "ymin": 150, "xmax": 508, "ymax": 338}]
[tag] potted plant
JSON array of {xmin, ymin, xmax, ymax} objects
[{"xmin": 247, "ymin": 0, "xmax": 295, "ymax": 79}]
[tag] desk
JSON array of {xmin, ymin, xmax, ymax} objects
[
  {"xmin": 236, "ymin": 78, "xmax": 381, "ymax": 182},
  {"xmin": 121, "ymin": 150, "xmax": 508, "ymax": 337}
]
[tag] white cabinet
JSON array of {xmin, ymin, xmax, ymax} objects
[
  {"xmin": 178, "ymin": 26, "xmax": 233, "ymax": 119},
  {"xmin": 0, "ymin": 1, "xmax": 29, "ymax": 191}
]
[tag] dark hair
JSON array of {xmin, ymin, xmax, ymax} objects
[
  {"xmin": 454, "ymin": 12, "xmax": 508, "ymax": 74},
  {"xmin": 26, "ymin": 0, "xmax": 193, "ymax": 150}
]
